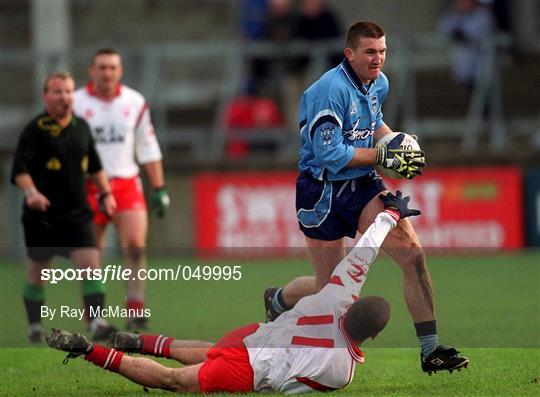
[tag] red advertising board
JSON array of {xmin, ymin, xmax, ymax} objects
[
  {"xmin": 382, "ymin": 167, "xmax": 523, "ymax": 248},
  {"xmin": 193, "ymin": 167, "xmax": 523, "ymax": 253},
  {"xmin": 193, "ymin": 172, "xmax": 303, "ymax": 253}
]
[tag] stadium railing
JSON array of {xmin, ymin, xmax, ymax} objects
[{"xmin": 0, "ymin": 34, "xmax": 535, "ymax": 160}]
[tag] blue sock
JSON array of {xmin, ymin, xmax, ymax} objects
[
  {"xmin": 414, "ymin": 321, "xmax": 439, "ymax": 357},
  {"xmin": 271, "ymin": 288, "xmax": 289, "ymax": 314},
  {"xmin": 418, "ymin": 334, "xmax": 439, "ymax": 357}
]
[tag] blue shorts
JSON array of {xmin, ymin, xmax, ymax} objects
[{"xmin": 296, "ymin": 171, "xmax": 387, "ymax": 241}]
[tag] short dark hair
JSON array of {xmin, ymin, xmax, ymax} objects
[
  {"xmin": 346, "ymin": 21, "xmax": 385, "ymax": 49},
  {"xmin": 43, "ymin": 72, "xmax": 74, "ymax": 93},
  {"xmin": 91, "ymin": 48, "xmax": 121, "ymax": 65},
  {"xmin": 344, "ymin": 295, "xmax": 390, "ymax": 342}
]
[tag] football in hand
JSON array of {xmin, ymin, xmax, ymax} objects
[{"xmin": 375, "ymin": 132, "xmax": 424, "ymax": 179}]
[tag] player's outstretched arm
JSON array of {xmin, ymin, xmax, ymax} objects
[{"xmin": 328, "ymin": 191, "xmax": 421, "ymax": 298}]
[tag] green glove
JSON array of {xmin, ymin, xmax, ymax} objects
[{"xmin": 152, "ymin": 187, "xmax": 170, "ymax": 218}]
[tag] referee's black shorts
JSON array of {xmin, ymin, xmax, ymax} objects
[{"xmin": 22, "ymin": 216, "xmax": 97, "ymax": 262}]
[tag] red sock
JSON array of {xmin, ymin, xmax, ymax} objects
[
  {"xmin": 126, "ymin": 299, "xmax": 144, "ymax": 312},
  {"xmin": 140, "ymin": 334, "xmax": 174, "ymax": 358},
  {"xmin": 84, "ymin": 344, "xmax": 123, "ymax": 372}
]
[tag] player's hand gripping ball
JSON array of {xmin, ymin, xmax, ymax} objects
[{"xmin": 375, "ymin": 132, "xmax": 425, "ymax": 179}]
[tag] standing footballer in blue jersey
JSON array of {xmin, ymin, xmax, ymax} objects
[{"xmin": 264, "ymin": 21, "xmax": 468, "ymax": 374}]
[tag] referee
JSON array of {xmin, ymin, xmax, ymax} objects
[{"xmin": 11, "ymin": 72, "xmax": 117, "ymax": 343}]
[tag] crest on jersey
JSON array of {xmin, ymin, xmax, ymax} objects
[
  {"xmin": 349, "ymin": 102, "xmax": 357, "ymax": 116},
  {"xmin": 84, "ymin": 109, "xmax": 94, "ymax": 119},
  {"xmin": 320, "ymin": 125, "xmax": 335, "ymax": 146},
  {"xmin": 37, "ymin": 116, "xmax": 63, "ymax": 137},
  {"xmin": 46, "ymin": 157, "xmax": 62, "ymax": 171},
  {"xmin": 370, "ymin": 95, "xmax": 379, "ymax": 113}
]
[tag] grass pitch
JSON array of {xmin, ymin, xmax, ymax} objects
[
  {"xmin": 1, "ymin": 250, "xmax": 539, "ymax": 396},
  {"xmin": 1, "ymin": 348, "xmax": 538, "ymax": 396}
]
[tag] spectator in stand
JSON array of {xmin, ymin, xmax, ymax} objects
[
  {"xmin": 240, "ymin": 0, "xmax": 269, "ymax": 41},
  {"xmin": 439, "ymin": 0, "xmax": 496, "ymax": 95},
  {"xmin": 241, "ymin": 0, "xmax": 342, "ymax": 133},
  {"xmin": 256, "ymin": 0, "xmax": 297, "ymax": 100},
  {"xmin": 264, "ymin": 0, "xmax": 297, "ymax": 43},
  {"xmin": 223, "ymin": 80, "xmax": 285, "ymax": 158},
  {"xmin": 295, "ymin": 0, "xmax": 341, "ymax": 48},
  {"xmin": 283, "ymin": 0, "xmax": 342, "ymax": 131}
]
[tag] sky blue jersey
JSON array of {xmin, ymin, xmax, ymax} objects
[{"xmin": 298, "ymin": 59, "xmax": 389, "ymax": 181}]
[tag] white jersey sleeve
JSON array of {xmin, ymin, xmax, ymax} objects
[
  {"xmin": 324, "ymin": 209, "xmax": 399, "ymax": 316},
  {"xmin": 134, "ymin": 103, "xmax": 162, "ymax": 165}
]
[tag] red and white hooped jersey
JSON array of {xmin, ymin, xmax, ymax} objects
[
  {"xmin": 244, "ymin": 210, "xmax": 398, "ymax": 394},
  {"xmin": 73, "ymin": 82, "xmax": 162, "ymax": 178}
]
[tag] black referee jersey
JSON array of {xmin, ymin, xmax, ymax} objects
[{"xmin": 11, "ymin": 112, "xmax": 103, "ymax": 223}]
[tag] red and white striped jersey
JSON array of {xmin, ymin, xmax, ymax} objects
[
  {"xmin": 244, "ymin": 210, "xmax": 398, "ymax": 394},
  {"xmin": 73, "ymin": 83, "xmax": 162, "ymax": 178}
]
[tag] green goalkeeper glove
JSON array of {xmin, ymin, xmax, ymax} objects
[
  {"xmin": 152, "ymin": 187, "xmax": 170, "ymax": 218},
  {"xmin": 375, "ymin": 133, "xmax": 425, "ymax": 179}
]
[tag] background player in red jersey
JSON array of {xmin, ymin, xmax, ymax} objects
[{"xmin": 74, "ymin": 49, "xmax": 170, "ymax": 330}]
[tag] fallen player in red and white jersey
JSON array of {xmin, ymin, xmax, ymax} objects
[{"xmin": 46, "ymin": 191, "xmax": 467, "ymax": 393}]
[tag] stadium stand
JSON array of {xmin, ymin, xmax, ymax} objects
[
  {"xmin": 0, "ymin": 0, "xmax": 539, "ymax": 259},
  {"xmin": 1, "ymin": 1, "xmax": 538, "ymax": 164}
]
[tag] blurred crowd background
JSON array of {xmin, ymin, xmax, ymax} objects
[{"xmin": 1, "ymin": 0, "xmax": 539, "ymax": 256}]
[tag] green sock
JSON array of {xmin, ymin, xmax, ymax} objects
[
  {"xmin": 82, "ymin": 279, "xmax": 106, "ymax": 320},
  {"xmin": 23, "ymin": 282, "xmax": 44, "ymax": 301},
  {"xmin": 82, "ymin": 279, "xmax": 105, "ymax": 295},
  {"xmin": 23, "ymin": 282, "xmax": 45, "ymax": 324}
]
